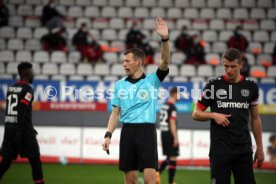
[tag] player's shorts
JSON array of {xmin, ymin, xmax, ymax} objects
[
  {"xmin": 1, "ymin": 133, "xmax": 40, "ymax": 160},
  {"xmin": 161, "ymin": 132, "xmax": 179, "ymax": 157},
  {"xmin": 119, "ymin": 123, "xmax": 158, "ymax": 172},
  {"xmin": 209, "ymin": 152, "xmax": 256, "ymax": 184}
]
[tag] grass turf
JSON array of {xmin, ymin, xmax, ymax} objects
[{"xmin": 1, "ymin": 163, "xmax": 276, "ymax": 184}]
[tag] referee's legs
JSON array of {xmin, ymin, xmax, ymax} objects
[
  {"xmin": 28, "ymin": 157, "xmax": 44, "ymax": 184},
  {"xmin": 0, "ymin": 155, "xmax": 13, "ymax": 180},
  {"xmin": 124, "ymin": 170, "xmax": 138, "ymax": 184}
]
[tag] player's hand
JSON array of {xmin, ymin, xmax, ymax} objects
[
  {"xmin": 254, "ymin": 148, "xmax": 264, "ymax": 168},
  {"xmin": 102, "ymin": 138, "xmax": 111, "ymax": 153},
  {"xmin": 213, "ymin": 113, "xmax": 231, "ymax": 127},
  {"xmin": 155, "ymin": 17, "xmax": 169, "ymax": 40},
  {"xmin": 173, "ymin": 138, "xmax": 179, "ymax": 147}
]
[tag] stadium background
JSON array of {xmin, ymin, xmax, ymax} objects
[{"xmin": 0, "ymin": 0, "xmax": 276, "ymax": 183}]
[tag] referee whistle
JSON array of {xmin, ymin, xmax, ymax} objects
[{"xmin": 106, "ymin": 149, "xmax": 110, "ymax": 155}]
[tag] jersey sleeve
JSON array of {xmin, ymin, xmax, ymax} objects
[
  {"xmin": 196, "ymin": 80, "xmax": 213, "ymax": 110},
  {"xmin": 156, "ymin": 68, "xmax": 169, "ymax": 82},
  {"xmin": 19, "ymin": 86, "xmax": 33, "ymax": 106},
  {"xmin": 250, "ymin": 82, "xmax": 259, "ymax": 106},
  {"xmin": 111, "ymin": 82, "xmax": 120, "ymax": 107},
  {"xmin": 169, "ymin": 105, "xmax": 177, "ymax": 121}
]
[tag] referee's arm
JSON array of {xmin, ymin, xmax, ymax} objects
[
  {"xmin": 155, "ymin": 17, "xmax": 170, "ymax": 71},
  {"xmin": 102, "ymin": 106, "xmax": 120, "ymax": 152}
]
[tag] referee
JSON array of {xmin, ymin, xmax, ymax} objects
[
  {"xmin": 0, "ymin": 62, "xmax": 44, "ymax": 184},
  {"xmin": 102, "ymin": 17, "xmax": 170, "ymax": 184},
  {"xmin": 192, "ymin": 48, "xmax": 264, "ymax": 184}
]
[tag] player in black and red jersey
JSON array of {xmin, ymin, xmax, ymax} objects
[
  {"xmin": 0, "ymin": 62, "xmax": 44, "ymax": 184},
  {"xmin": 157, "ymin": 87, "xmax": 179, "ymax": 184},
  {"xmin": 192, "ymin": 48, "xmax": 264, "ymax": 184}
]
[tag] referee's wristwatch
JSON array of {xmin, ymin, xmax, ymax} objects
[{"xmin": 104, "ymin": 131, "xmax": 112, "ymax": 139}]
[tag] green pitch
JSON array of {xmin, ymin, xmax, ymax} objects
[{"xmin": 1, "ymin": 163, "xmax": 276, "ymax": 184}]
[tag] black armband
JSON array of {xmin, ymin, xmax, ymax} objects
[
  {"xmin": 161, "ymin": 37, "xmax": 169, "ymax": 42},
  {"xmin": 104, "ymin": 131, "xmax": 112, "ymax": 139}
]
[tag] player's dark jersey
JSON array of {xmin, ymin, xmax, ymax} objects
[
  {"xmin": 4, "ymin": 81, "xmax": 36, "ymax": 139},
  {"xmin": 197, "ymin": 75, "xmax": 259, "ymax": 154},
  {"xmin": 159, "ymin": 102, "xmax": 177, "ymax": 134}
]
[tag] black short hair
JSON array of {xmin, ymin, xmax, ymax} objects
[
  {"xmin": 170, "ymin": 87, "xmax": 178, "ymax": 96},
  {"xmin": 124, "ymin": 48, "xmax": 145, "ymax": 64},
  {"xmin": 18, "ymin": 62, "xmax": 33, "ymax": 73},
  {"xmin": 269, "ymin": 134, "xmax": 276, "ymax": 143},
  {"xmin": 223, "ymin": 48, "xmax": 242, "ymax": 63}
]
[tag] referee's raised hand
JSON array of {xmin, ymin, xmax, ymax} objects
[{"xmin": 155, "ymin": 16, "xmax": 168, "ymax": 40}]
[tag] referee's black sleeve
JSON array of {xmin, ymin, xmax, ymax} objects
[{"xmin": 156, "ymin": 68, "xmax": 169, "ymax": 82}]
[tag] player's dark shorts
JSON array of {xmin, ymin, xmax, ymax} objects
[
  {"xmin": 119, "ymin": 123, "xmax": 158, "ymax": 172},
  {"xmin": 161, "ymin": 131, "xmax": 179, "ymax": 157},
  {"xmin": 1, "ymin": 133, "xmax": 40, "ymax": 160},
  {"xmin": 209, "ymin": 152, "xmax": 256, "ymax": 184}
]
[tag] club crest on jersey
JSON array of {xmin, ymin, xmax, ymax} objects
[
  {"xmin": 241, "ymin": 89, "xmax": 250, "ymax": 97},
  {"xmin": 25, "ymin": 92, "xmax": 32, "ymax": 101}
]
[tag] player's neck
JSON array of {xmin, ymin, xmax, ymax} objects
[
  {"xmin": 130, "ymin": 69, "xmax": 144, "ymax": 79},
  {"xmin": 19, "ymin": 78, "xmax": 29, "ymax": 84},
  {"xmin": 227, "ymin": 74, "xmax": 242, "ymax": 83},
  {"xmin": 168, "ymin": 98, "xmax": 176, "ymax": 104}
]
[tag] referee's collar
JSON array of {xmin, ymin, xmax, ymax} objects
[{"xmin": 125, "ymin": 73, "xmax": 146, "ymax": 84}]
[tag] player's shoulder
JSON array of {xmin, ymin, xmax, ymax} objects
[
  {"xmin": 206, "ymin": 76, "xmax": 223, "ymax": 85},
  {"xmin": 243, "ymin": 77, "xmax": 259, "ymax": 88}
]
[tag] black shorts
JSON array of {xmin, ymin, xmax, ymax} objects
[
  {"xmin": 161, "ymin": 132, "xmax": 179, "ymax": 157},
  {"xmin": 1, "ymin": 134, "xmax": 40, "ymax": 160},
  {"xmin": 209, "ymin": 152, "xmax": 256, "ymax": 184},
  {"xmin": 119, "ymin": 123, "xmax": 158, "ymax": 172}
]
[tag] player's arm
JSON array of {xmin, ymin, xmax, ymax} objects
[
  {"xmin": 169, "ymin": 119, "xmax": 178, "ymax": 147},
  {"xmin": 102, "ymin": 106, "xmax": 120, "ymax": 152},
  {"xmin": 250, "ymin": 104, "xmax": 264, "ymax": 168},
  {"xmin": 192, "ymin": 106, "xmax": 231, "ymax": 127},
  {"xmin": 155, "ymin": 16, "xmax": 170, "ymax": 71}
]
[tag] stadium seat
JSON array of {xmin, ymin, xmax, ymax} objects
[
  {"xmin": 93, "ymin": 0, "xmax": 108, "ymax": 6},
  {"xmin": 31, "ymin": 63, "xmax": 41, "ymax": 74},
  {"xmin": 94, "ymin": 64, "xmax": 110, "ymax": 76},
  {"xmin": 103, "ymin": 52, "xmax": 119, "ymax": 64},
  {"xmin": 16, "ymin": 27, "xmax": 32, "ymax": 39},
  {"xmin": 242, "ymin": 20, "xmax": 258, "ymax": 30},
  {"xmin": 42, "ymin": 63, "xmax": 59, "ymax": 75},
  {"xmin": 59, "ymin": 63, "xmax": 76, "ymax": 75},
  {"xmin": 84, "ymin": 7, "xmax": 100, "ymax": 18},
  {"xmin": 212, "ymin": 42, "xmax": 227, "ymax": 53},
  {"xmin": 56, "ymin": 5, "xmax": 67, "ymax": 15},
  {"xmin": 248, "ymin": 42, "xmax": 263, "ymax": 54},
  {"xmin": 51, "ymin": 75, "xmax": 66, "ymax": 81},
  {"xmin": 0, "ymin": 39, "xmax": 6, "ymax": 50},
  {"xmin": 142, "ymin": 0, "xmax": 156, "ymax": 7},
  {"xmin": 216, "ymin": 9, "xmax": 232, "ymax": 19},
  {"xmin": 197, "ymin": 65, "xmax": 214, "ymax": 77},
  {"xmin": 7, "ymin": 4, "xmax": 16, "ymax": 15},
  {"xmin": 69, "ymin": 75, "xmax": 84, "ymax": 81},
  {"xmin": 86, "ymin": 76, "xmax": 101, "ymax": 81},
  {"xmin": 8, "ymin": 39, "xmax": 24, "ymax": 51},
  {"xmin": 180, "ymin": 65, "xmax": 196, "ymax": 77},
  {"xmin": 264, "ymin": 42, "xmax": 275, "ymax": 54},
  {"xmin": 267, "ymin": 66, "xmax": 276, "ymax": 78},
  {"xmin": 158, "ymin": 0, "xmax": 173, "ymax": 7},
  {"xmin": 260, "ymin": 78, "xmax": 275, "ymax": 84},
  {"xmin": 109, "ymin": 18, "xmax": 125, "ymax": 30},
  {"xmin": 51, "ymin": 51, "xmax": 67, "ymax": 64},
  {"xmin": 76, "ymin": 18, "xmax": 92, "ymax": 28},
  {"xmin": 118, "ymin": 7, "xmax": 133, "ymax": 18},
  {"xmin": 191, "ymin": 0, "xmax": 206, "ymax": 7},
  {"xmin": 92, "ymin": 18, "xmax": 109, "ymax": 29},
  {"xmin": 150, "ymin": 8, "xmax": 166, "ymax": 18},
  {"xmin": 253, "ymin": 31, "xmax": 269, "ymax": 42},
  {"xmin": 202, "ymin": 31, "xmax": 218, "ymax": 42},
  {"xmin": 146, "ymin": 64, "xmax": 157, "ymax": 74},
  {"xmin": 26, "ymin": 0, "xmax": 42, "ymax": 5},
  {"xmin": 15, "ymin": 51, "xmax": 32, "ymax": 62},
  {"xmin": 167, "ymin": 64, "xmax": 179, "ymax": 77},
  {"xmin": 200, "ymin": 9, "xmax": 215, "ymax": 19},
  {"xmin": 250, "ymin": 8, "xmax": 266, "ymax": 19},
  {"xmin": 0, "ymin": 63, "xmax": 5, "ymax": 74},
  {"xmin": 175, "ymin": 0, "xmax": 189, "ymax": 7},
  {"xmin": 109, "ymin": 0, "xmax": 124, "ymax": 7},
  {"xmin": 207, "ymin": 0, "xmax": 223, "ymax": 7},
  {"xmin": 190, "ymin": 77, "xmax": 206, "ymax": 83},
  {"xmin": 256, "ymin": 54, "xmax": 272, "ymax": 66},
  {"xmin": 209, "ymin": 19, "xmax": 225, "ymax": 30},
  {"xmin": 76, "ymin": 0, "xmax": 91, "ymax": 6},
  {"xmin": 239, "ymin": 30, "xmax": 252, "ymax": 41},
  {"xmin": 68, "ymin": 51, "xmax": 81, "ymax": 63},
  {"xmin": 192, "ymin": 20, "xmax": 208, "ymax": 30},
  {"xmin": 134, "ymin": 8, "xmax": 150, "ymax": 18},
  {"xmin": 224, "ymin": 0, "xmax": 239, "ymax": 7},
  {"xmin": 9, "ymin": 0, "xmax": 24, "ymax": 5},
  {"xmin": 33, "ymin": 51, "xmax": 50, "ymax": 63},
  {"xmin": 101, "ymin": 7, "xmax": 117, "ymax": 18},
  {"xmin": 6, "ymin": 62, "xmax": 19, "ymax": 74},
  {"xmin": 0, "ymin": 50, "xmax": 14, "ymax": 63},
  {"xmin": 167, "ymin": 8, "xmax": 183, "ymax": 19},
  {"xmin": 68, "ymin": 7, "xmax": 83, "ymax": 18},
  {"xmin": 111, "ymin": 64, "xmax": 125, "ymax": 76},
  {"xmin": 0, "ymin": 74, "xmax": 13, "ymax": 79},
  {"xmin": 110, "ymin": 41, "xmax": 125, "ymax": 52},
  {"xmin": 260, "ymin": 20, "xmax": 275, "ymax": 31},
  {"xmin": 77, "ymin": 63, "xmax": 93, "ymax": 76},
  {"xmin": 233, "ymin": 8, "xmax": 249, "ymax": 19},
  {"xmin": 17, "ymin": 5, "xmax": 33, "ymax": 16},
  {"xmin": 226, "ymin": 20, "xmax": 241, "ymax": 30},
  {"xmin": 214, "ymin": 65, "xmax": 224, "ymax": 76},
  {"xmin": 218, "ymin": 31, "xmax": 232, "ymax": 41},
  {"xmin": 257, "ymin": 0, "xmax": 272, "ymax": 7},
  {"xmin": 34, "ymin": 5, "xmax": 43, "ymax": 16},
  {"xmin": 176, "ymin": 19, "xmax": 191, "ymax": 29},
  {"xmin": 104, "ymin": 76, "xmax": 118, "ymax": 82},
  {"xmin": 143, "ymin": 19, "xmax": 156, "ymax": 30},
  {"xmin": 205, "ymin": 53, "xmax": 221, "ymax": 65},
  {"xmin": 250, "ymin": 65, "xmax": 266, "ymax": 78},
  {"xmin": 172, "ymin": 76, "xmax": 188, "ymax": 82},
  {"xmin": 35, "ymin": 75, "xmax": 49, "ymax": 80},
  {"xmin": 184, "ymin": 9, "xmax": 199, "ymax": 19},
  {"xmin": 101, "ymin": 29, "xmax": 117, "ymax": 41},
  {"xmin": 33, "ymin": 28, "xmax": 48, "ymax": 39},
  {"xmin": 59, "ymin": 0, "xmax": 75, "ymax": 6},
  {"xmin": 268, "ymin": 9, "xmax": 276, "ymax": 19},
  {"xmin": 271, "ymin": 31, "xmax": 276, "ymax": 41},
  {"xmin": 0, "ymin": 27, "xmax": 15, "ymax": 39},
  {"xmin": 25, "ymin": 39, "xmax": 41, "ymax": 51},
  {"xmin": 8, "ymin": 16, "xmax": 24, "ymax": 27},
  {"xmin": 241, "ymin": 0, "xmax": 256, "ymax": 7},
  {"xmin": 25, "ymin": 16, "xmax": 40, "ymax": 28},
  {"xmin": 245, "ymin": 53, "xmax": 256, "ymax": 65},
  {"xmin": 126, "ymin": 0, "xmax": 141, "ymax": 7}
]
